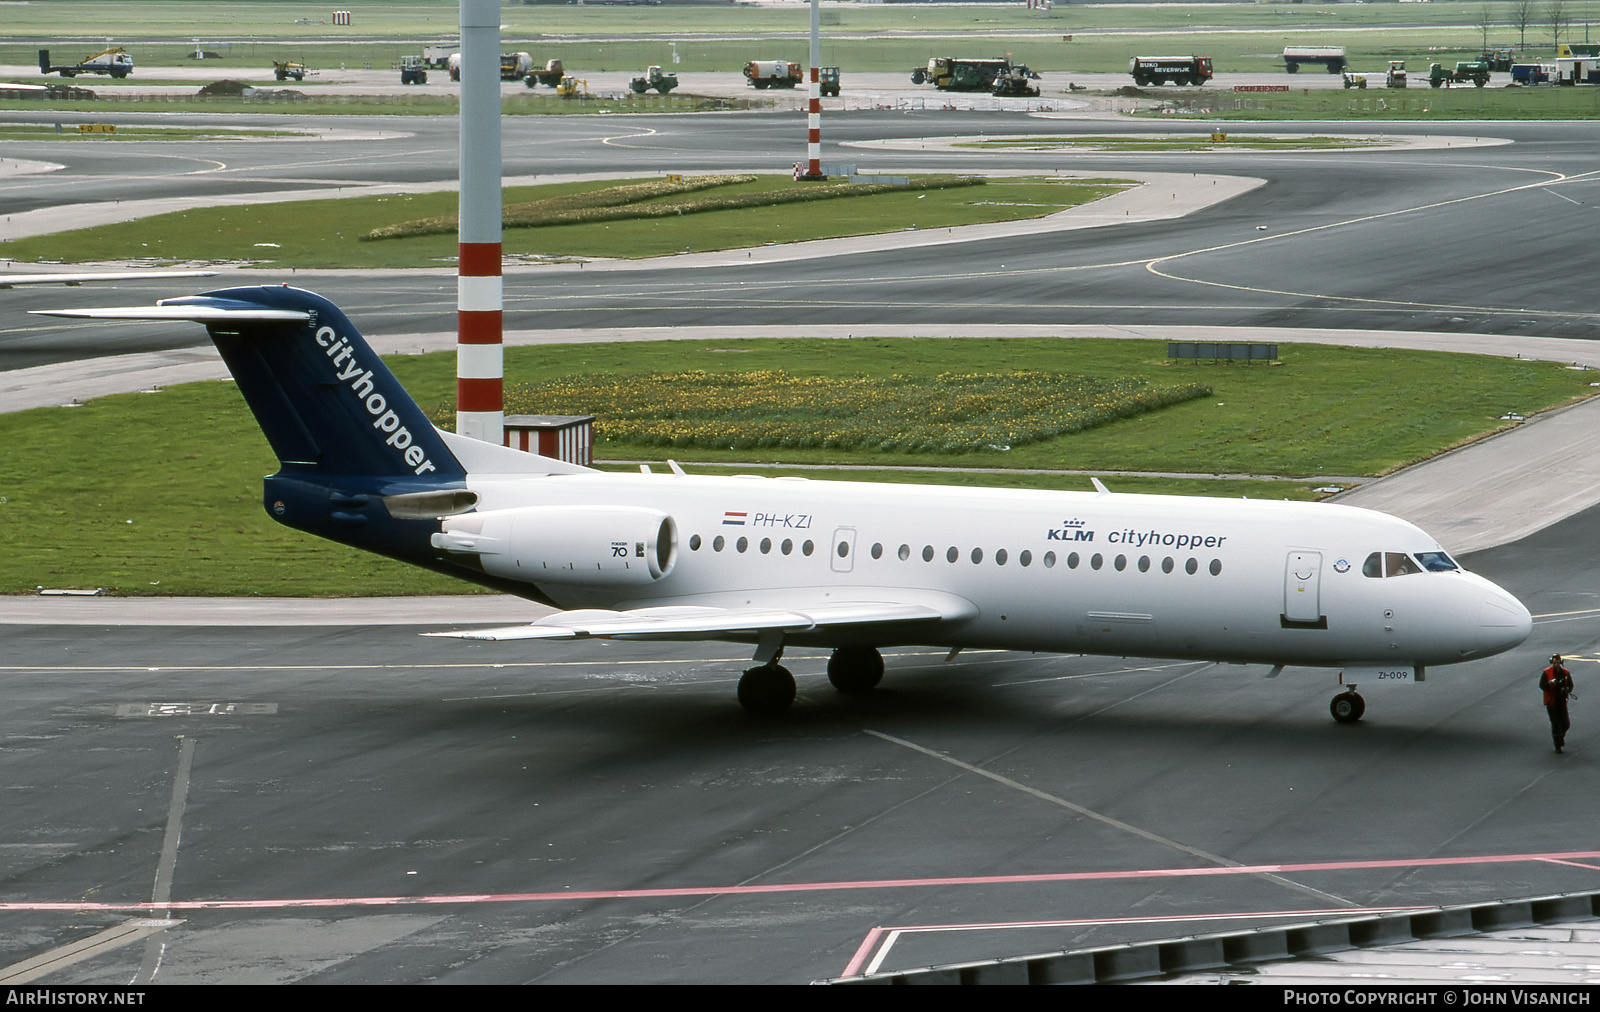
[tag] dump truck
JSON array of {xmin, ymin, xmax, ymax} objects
[
  {"xmin": 629, "ymin": 66, "xmax": 678, "ymax": 94},
  {"xmin": 1283, "ymin": 46, "xmax": 1347, "ymax": 74},
  {"xmin": 527, "ymin": 59, "xmax": 564, "ymax": 88},
  {"xmin": 744, "ymin": 60, "xmax": 803, "ymax": 89},
  {"xmin": 1128, "ymin": 56, "xmax": 1212, "ymax": 86},
  {"xmin": 1429, "ymin": 60, "xmax": 1491, "ymax": 88},
  {"xmin": 273, "ymin": 61, "xmax": 307, "ymax": 82},
  {"xmin": 820, "ymin": 66, "xmax": 841, "ymax": 97},
  {"xmin": 400, "ymin": 55, "xmax": 428, "ymax": 85},
  {"xmin": 38, "ymin": 47, "xmax": 134, "ymax": 79}
]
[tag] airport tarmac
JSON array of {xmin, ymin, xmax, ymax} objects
[{"xmin": 5, "ymin": 105, "xmax": 1600, "ymax": 984}]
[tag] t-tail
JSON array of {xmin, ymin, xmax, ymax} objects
[{"xmin": 34, "ymin": 285, "xmax": 586, "ymax": 597}]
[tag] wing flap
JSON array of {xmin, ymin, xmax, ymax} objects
[{"xmin": 426, "ymin": 597, "xmax": 965, "ymax": 643}]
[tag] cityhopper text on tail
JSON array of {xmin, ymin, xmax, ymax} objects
[{"xmin": 36, "ymin": 286, "xmax": 1533, "ymax": 719}]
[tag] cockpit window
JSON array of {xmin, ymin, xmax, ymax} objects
[
  {"xmin": 1364, "ymin": 551, "xmax": 1453, "ymax": 578},
  {"xmin": 1416, "ymin": 551, "xmax": 1459, "ymax": 572},
  {"xmin": 1385, "ymin": 552, "xmax": 1422, "ymax": 577}
]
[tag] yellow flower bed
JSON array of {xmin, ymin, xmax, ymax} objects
[{"xmin": 432, "ymin": 370, "xmax": 1212, "ymax": 454}]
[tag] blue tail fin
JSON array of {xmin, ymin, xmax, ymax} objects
[{"xmin": 161, "ymin": 285, "xmax": 466, "ymax": 483}]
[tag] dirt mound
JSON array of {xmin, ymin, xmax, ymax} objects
[
  {"xmin": 1113, "ymin": 85, "xmax": 1152, "ymax": 98},
  {"xmin": 197, "ymin": 79, "xmax": 251, "ymax": 96}
]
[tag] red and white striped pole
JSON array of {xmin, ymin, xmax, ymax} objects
[
  {"xmin": 457, "ymin": 0, "xmax": 503, "ymax": 444},
  {"xmin": 802, "ymin": 0, "xmax": 823, "ymax": 180}
]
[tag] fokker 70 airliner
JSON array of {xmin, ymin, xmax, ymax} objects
[{"xmin": 37, "ymin": 286, "xmax": 1533, "ymax": 720}]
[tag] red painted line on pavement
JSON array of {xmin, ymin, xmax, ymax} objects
[{"xmin": 4, "ymin": 850, "xmax": 1597, "ymax": 915}]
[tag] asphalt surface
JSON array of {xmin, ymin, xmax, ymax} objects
[{"xmin": 5, "ymin": 100, "xmax": 1600, "ymax": 985}]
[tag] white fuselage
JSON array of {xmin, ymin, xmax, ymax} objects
[{"xmin": 458, "ymin": 470, "xmax": 1531, "ymax": 669}]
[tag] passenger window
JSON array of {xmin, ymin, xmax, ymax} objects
[
  {"xmin": 971, "ymin": 547, "xmax": 983, "ymax": 564},
  {"xmin": 713, "ymin": 535, "xmax": 725, "ymax": 552},
  {"xmin": 1386, "ymin": 552, "xmax": 1421, "ymax": 577},
  {"xmin": 923, "ymin": 545, "xmax": 935, "ymax": 562},
  {"xmin": 1161, "ymin": 557, "xmax": 1174, "ymax": 574},
  {"xmin": 1363, "ymin": 552, "xmax": 1382, "ymax": 578},
  {"xmin": 1138, "ymin": 556, "xmax": 1150, "ymax": 573},
  {"xmin": 899, "ymin": 544, "xmax": 911, "ymax": 561},
  {"xmin": 1090, "ymin": 553, "xmax": 1103, "ymax": 571},
  {"xmin": 802, "ymin": 540, "xmax": 815, "ymax": 556},
  {"xmin": 760, "ymin": 538, "xmax": 772, "ymax": 554},
  {"xmin": 1185, "ymin": 558, "xmax": 1198, "ymax": 575},
  {"xmin": 1043, "ymin": 551, "xmax": 1056, "ymax": 568},
  {"xmin": 1067, "ymin": 552, "xmax": 1079, "ymax": 569},
  {"xmin": 871, "ymin": 542, "xmax": 883, "ymax": 560},
  {"xmin": 690, "ymin": 534, "xmax": 702, "ymax": 551},
  {"xmin": 946, "ymin": 546, "xmax": 959, "ymax": 563},
  {"xmin": 996, "ymin": 549, "xmax": 1008, "ymax": 566},
  {"xmin": 736, "ymin": 537, "xmax": 749, "ymax": 553},
  {"xmin": 1210, "ymin": 559, "xmax": 1223, "ymax": 576},
  {"xmin": 1020, "ymin": 550, "xmax": 1032, "ymax": 567},
  {"xmin": 1114, "ymin": 555, "xmax": 1127, "ymax": 572},
  {"xmin": 782, "ymin": 539, "xmax": 794, "ymax": 555}
]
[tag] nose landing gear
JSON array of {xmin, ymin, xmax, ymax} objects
[{"xmin": 1330, "ymin": 687, "xmax": 1366, "ymax": 723}]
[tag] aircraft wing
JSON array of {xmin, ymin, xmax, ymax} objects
[{"xmin": 426, "ymin": 593, "xmax": 976, "ymax": 643}]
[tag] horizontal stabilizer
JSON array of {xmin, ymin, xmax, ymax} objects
[
  {"xmin": 426, "ymin": 597, "xmax": 969, "ymax": 642},
  {"xmin": 31, "ymin": 299, "xmax": 309, "ymax": 322}
]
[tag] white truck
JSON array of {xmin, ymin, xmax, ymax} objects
[{"xmin": 38, "ymin": 47, "xmax": 134, "ymax": 79}]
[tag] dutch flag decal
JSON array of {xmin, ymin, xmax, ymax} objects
[{"xmin": 722, "ymin": 511, "xmax": 748, "ymax": 526}]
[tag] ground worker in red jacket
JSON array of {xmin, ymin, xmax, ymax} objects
[{"xmin": 1541, "ymin": 655, "xmax": 1575, "ymax": 753}]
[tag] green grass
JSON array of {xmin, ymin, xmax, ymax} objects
[
  {"xmin": 1, "ymin": 338, "xmax": 1587, "ymax": 597},
  {"xmin": 1141, "ymin": 84, "xmax": 1600, "ymax": 120},
  {"xmin": 0, "ymin": 175, "xmax": 1127, "ymax": 268}
]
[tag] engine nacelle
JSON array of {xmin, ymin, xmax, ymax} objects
[{"xmin": 431, "ymin": 505, "xmax": 677, "ymax": 586}]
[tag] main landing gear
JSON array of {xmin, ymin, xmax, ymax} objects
[
  {"xmin": 1330, "ymin": 686, "xmax": 1366, "ymax": 724},
  {"xmin": 736, "ymin": 640, "xmax": 886, "ymax": 716}
]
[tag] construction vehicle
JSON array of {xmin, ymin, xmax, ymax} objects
[
  {"xmin": 629, "ymin": 66, "xmax": 678, "ymax": 94},
  {"xmin": 912, "ymin": 57, "xmax": 1005, "ymax": 91},
  {"xmin": 1341, "ymin": 71, "xmax": 1371, "ymax": 89},
  {"xmin": 1283, "ymin": 46, "xmax": 1347, "ymax": 74},
  {"xmin": 273, "ymin": 61, "xmax": 307, "ymax": 82},
  {"xmin": 500, "ymin": 52, "xmax": 533, "ymax": 81},
  {"xmin": 1429, "ymin": 60, "xmax": 1491, "ymax": 88},
  {"xmin": 991, "ymin": 63, "xmax": 1042, "ymax": 96},
  {"xmin": 422, "ymin": 45, "xmax": 457, "ymax": 69},
  {"xmin": 400, "ymin": 55, "xmax": 428, "ymax": 85},
  {"xmin": 38, "ymin": 47, "xmax": 134, "ymax": 79},
  {"xmin": 555, "ymin": 76, "xmax": 587, "ymax": 99},
  {"xmin": 1481, "ymin": 48, "xmax": 1515, "ymax": 72},
  {"xmin": 1387, "ymin": 61, "xmax": 1408, "ymax": 88},
  {"xmin": 526, "ymin": 59, "xmax": 564, "ymax": 88},
  {"xmin": 744, "ymin": 60, "xmax": 803, "ymax": 89},
  {"xmin": 820, "ymin": 66, "xmax": 840, "ymax": 97},
  {"xmin": 1128, "ymin": 56, "xmax": 1212, "ymax": 87}
]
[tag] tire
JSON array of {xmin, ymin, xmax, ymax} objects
[
  {"xmin": 1286, "ymin": 63, "xmax": 1299, "ymax": 74},
  {"xmin": 827, "ymin": 647, "xmax": 884, "ymax": 695},
  {"xmin": 738, "ymin": 665, "xmax": 796, "ymax": 716},
  {"xmin": 1330, "ymin": 691, "xmax": 1366, "ymax": 724}
]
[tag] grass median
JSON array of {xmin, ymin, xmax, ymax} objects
[{"xmin": 0, "ymin": 175, "xmax": 1129, "ymax": 268}]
